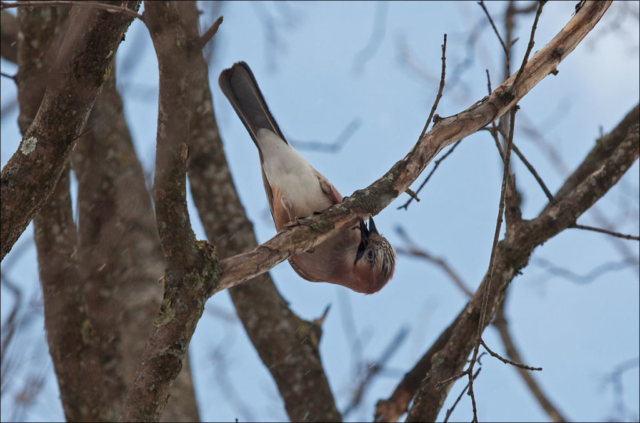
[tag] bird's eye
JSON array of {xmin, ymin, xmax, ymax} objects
[{"xmin": 366, "ymin": 250, "xmax": 375, "ymax": 262}]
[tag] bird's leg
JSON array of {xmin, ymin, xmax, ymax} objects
[
  {"xmin": 281, "ymin": 196, "xmax": 295, "ymax": 222},
  {"xmin": 282, "ymin": 197, "xmax": 306, "ymax": 229}
]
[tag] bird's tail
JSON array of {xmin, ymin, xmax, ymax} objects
[{"xmin": 218, "ymin": 61, "xmax": 287, "ymax": 145}]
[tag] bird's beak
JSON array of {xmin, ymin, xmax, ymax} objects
[
  {"xmin": 359, "ymin": 218, "xmax": 370, "ymax": 245},
  {"xmin": 368, "ymin": 217, "xmax": 379, "ymax": 235},
  {"xmin": 355, "ymin": 218, "xmax": 369, "ymax": 263}
]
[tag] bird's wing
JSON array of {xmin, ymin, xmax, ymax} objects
[
  {"xmin": 314, "ymin": 169, "xmax": 343, "ymax": 205},
  {"xmin": 288, "ymin": 258, "xmax": 322, "ymax": 282},
  {"xmin": 269, "ymin": 182, "xmax": 294, "ymax": 231},
  {"xmin": 261, "ymin": 167, "xmax": 275, "ymax": 219}
]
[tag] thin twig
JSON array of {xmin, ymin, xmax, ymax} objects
[
  {"xmin": 419, "ymin": 33, "xmax": 447, "ymax": 140},
  {"xmin": 353, "ymin": 1, "xmax": 388, "ymax": 74},
  {"xmin": 436, "ymin": 371, "xmax": 469, "ymax": 391},
  {"xmin": 443, "ymin": 367, "xmax": 482, "ymax": 423},
  {"xmin": 512, "ymin": 1, "xmax": 540, "ymax": 15},
  {"xmin": 290, "ymin": 118, "xmax": 362, "ymax": 153},
  {"xmin": 533, "ymin": 256, "xmax": 633, "ymax": 284},
  {"xmin": 487, "ymin": 67, "xmax": 555, "ymax": 202},
  {"xmin": 0, "ymin": 274, "xmax": 22, "ymax": 362},
  {"xmin": 485, "ymin": 70, "xmax": 505, "ymax": 161},
  {"xmin": 480, "ymin": 339, "xmax": 542, "ymax": 371},
  {"xmin": 1, "ymin": 72, "xmax": 15, "ymax": 80},
  {"xmin": 478, "ymin": 1, "xmax": 510, "ymax": 57},
  {"xmin": 571, "ymin": 224, "xmax": 640, "ymax": 241},
  {"xmin": 404, "ymin": 188, "xmax": 420, "ymax": 202},
  {"xmin": 486, "ymin": 98, "xmax": 554, "ymax": 202},
  {"xmin": 512, "ymin": 143, "xmax": 555, "ymax": 202},
  {"xmin": 343, "ymin": 327, "xmax": 409, "ymax": 417},
  {"xmin": 468, "ymin": 107, "xmax": 518, "ymax": 423},
  {"xmin": 514, "ymin": 1, "xmax": 546, "ymax": 88},
  {"xmin": 483, "ymin": 126, "xmax": 505, "ymax": 161},
  {"xmin": 494, "ymin": 302, "xmax": 567, "ymax": 422},
  {"xmin": 395, "ymin": 226, "xmax": 474, "ymax": 297},
  {"xmin": 398, "ymin": 141, "xmax": 461, "ymax": 210},
  {"xmin": 195, "ymin": 15, "xmax": 223, "ymax": 50},
  {"xmin": 0, "ymin": 1, "xmax": 145, "ymax": 22},
  {"xmin": 468, "ymin": 6, "xmax": 545, "ymax": 420},
  {"xmin": 399, "ymin": 33, "xmax": 448, "ymax": 209}
]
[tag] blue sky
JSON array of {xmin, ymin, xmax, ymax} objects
[{"xmin": 1, "ymin": 2, "xmax": 639, "ymax": 422}]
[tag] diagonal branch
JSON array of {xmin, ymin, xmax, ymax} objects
[
  {"xmin": 213, "ymin": 0, "xmax": 613, "ymax": 296},
  {"xmin": 375, "ymin": 102, "xmax": 636, "ymax": 422},
  {"xmin": 571, "ymin": 224, "xmax": 639, "ymax": 241},
  {"xmin": 122, "ymin": 2, "xmax": 614, "ymax": 420},
  {"xmin": 405, "ymin": 109, "xmax": 638, "ymax": 421}
]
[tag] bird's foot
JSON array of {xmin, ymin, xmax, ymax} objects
[
  {"xmin": 283, "ymin": 216, "xmax": 316, "ymax": 253},
  {"xmin": 283, "ymin": 216, "xmax": 308, "ymax": 229}
]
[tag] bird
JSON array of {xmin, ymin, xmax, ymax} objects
[{"xmin": 219, "ymin": 61, "xmax": 395, "ymax": 294}]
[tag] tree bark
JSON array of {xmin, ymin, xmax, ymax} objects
[
  {"xmin": 16, "ymin": 5, "xmax": 113, "ymax": 420},
  {"xmin": 120, "ymin": 2, "xmax": 221, "ymax": 420},
  {"xmin": 122, "ymin": 1, "xmax": 617, "ymax": 420},
  {"xmin": 1, "ymin": 1, "xmax": 140, "ymax": 261},
  {"xmin": 72, "ymin": 72, "xmax": 201, "ymax": 421},
  {"xmin": 34, "ymin": 167, "xmax": 115, "ymax": 422},
  {"xmin": 177, "ymin": 3, "xmax": 343, "ymax": 420}
]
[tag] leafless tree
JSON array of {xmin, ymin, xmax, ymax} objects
[{"xmin": 0, "ymin": 1, "xmax": 637, "ymax": 422}]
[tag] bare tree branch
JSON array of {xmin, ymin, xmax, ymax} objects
[
  {"xmin": 479, "ymin": 338, "xmax": 542, "ymax": 371},
  {"xmin": 420, "ymin": 34, "xmax": 447, "ymax": 141},
  {"xmin": 394, "ymin": 226, "xmax": 474, "ymax": 297},
  {"xmin": 374, "ymin": 324, "xmax": 455, "ymax": 422},
  {"xmin": 120, "ymin": 3, "xmax": 222, "ymax": 420},
  {"xmin": 443, "ymin": 366, "xmax": 482, "ymax": 423},
  {"xmin": 532, "ymin": 255, "xmax": 634, "ymax": 284},
  {"xmin": 194, "ymin": 14, "xmax": 223, "ymax": 50},
  {"xmin": 405, "ymin": 105, "xmax": 637, "ymax": 421},
  {"xmin": 343, "ymin": 327, "xmax": 409, "ymax": 418},
  {"xmin": 519, "ymin": 110, "xmax": 640, "ymax": 270},
  {"xmin": 571, "ymin": 224, "xmax": 639, "ymax": 241},
  {"xmin": 15, "ymin": 5, "xmax": 114, "ymax": 420},
  {"xmin": 289, "ymin": 118, "xmax": 362, "ymax": 153},
  {"xmin": 105, "ymin": 2, "xmax": 618, "ymax": 420},
  {"xmin": 601, "ymin": 357, "xmax": 640, "ymax": 422},
  {"xmin": 34, "ymin": 167, "xmax": 113, "ymax": 422},
  {"xmin": 389, "ymin": 226, "xmax": 567, "ymax": 422},
  {"xmin": 493, "ymin": 301, "xmax": 567, "ymax": 422},
  {"xmin": 216, "ymin": 2, "xmax": 613, "ymax": 291},
  {"xmin": 485, "ymin": 67, "xmax": 556, "ymax": 203},
  {"xmin": 376, "ymin": 102, "xmax": 635, "ymax": 422},
  {"xmin": 1, "ymin": 1, "xmax": 140, "ymax": 261},
  {"xmin": 177, "ymin": 2, "xmax": 341, "ymax": 421},
  {"xmin": 479, "ymin": 0, "xmax": 510, "ymax": 59},
  {"xmin": 353, "ymin": 1, "xmax": 388, "ymax": 74},
  {"xmin": 73, "ymin": 70, "xmax": 200, "ymax": 421}
]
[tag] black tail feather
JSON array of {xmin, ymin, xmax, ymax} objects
[{"xmin": 218, "ymin": 61, "xmax": 287, "ymax": 145}]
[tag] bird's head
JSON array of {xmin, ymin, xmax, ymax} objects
[{"xmin": 352, "ymin": 217, "xmax": 396, "ymax": 294}]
